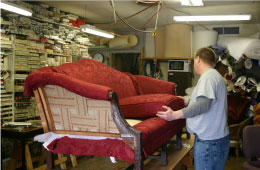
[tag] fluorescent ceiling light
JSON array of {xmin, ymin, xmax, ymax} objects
[
  {"xmin": 180, "ymin": 0, "xmax": 204, "ymax": 6},
  {"xmin": 80, "ymin": 25, "xmax": 115, "ymax": 39},
  {"xmin": 173, "ymin": 15, "xmax": 251, "ymax": 21},
  {"xmin": 0, "ymin": 1, "xmax": 32, "ymax": 16}
]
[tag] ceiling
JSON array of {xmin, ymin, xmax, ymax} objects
[{"xmin": 40, "ymin": 0, "xmax": 260, "ymax": 31}]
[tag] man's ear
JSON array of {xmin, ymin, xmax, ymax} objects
[{"xmin": 196, "ymin": 56, "xmax": 200, "ymax": 63}]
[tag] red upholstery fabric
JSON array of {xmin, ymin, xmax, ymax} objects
[
  {"xmin": 227, "ymin": 95, "xmax": 251, "ymax": 125},
  {"xmin": 47, "ymin": 137, "xmax": 135, "ymax": 162},
  {"xmin": 124, "ymin": 72, "xmax": 140, "ymax": 95},
  {"xmin": 24, "ymin": 59, "xmax": 138, "ymax": 99},
  {"xmin": 120, "ymin": 94, "xmax": 184, "ymax": 118},
  {"xmin": 47, "ymin": 118, "xmax": 186, "ymax": 162},
  {"xmin": 134, "ymin": 118, "xmax": 186, "ymax": 157},
  {"xmin": 243, "ymin": 161, "xmax": 260, "ymax": 170},
  {"xmin": 24, "ymin": 67, "xmax": 112, "ymax": 100},
  {"xmin": 24, "ymin": 59, "xmax": 186, "ymax": 163},
  {"xmin": 133, "ymin": 75, "xmax": 176, "ymax": 95}
]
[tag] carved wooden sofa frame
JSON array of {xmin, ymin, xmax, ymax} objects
[{"xmin": 34, "ymin": 85, "xmax": 183, "ymax": 170}]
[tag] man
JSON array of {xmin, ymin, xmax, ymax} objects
[{"xmin": 157, "ymin": 47, "xmax": 230, "ymax": 170}]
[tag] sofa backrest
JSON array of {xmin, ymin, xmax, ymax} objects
[
  {"xmin": 42, "ymin": 59, "xmax": 138, "ymax": 99},
  {"xmin": 43, "ymin": 85, "xmax": 120, "ymax": 133},
  {"xmin": 133, "ymin": 75, "xmax": 176, "ymax": 95}
]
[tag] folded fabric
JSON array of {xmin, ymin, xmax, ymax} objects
[
  {"xmin": 244, "ymin": 58, "xmax": 252, "ymax": 69},
  {"xmin": 34, "ymin": 132, "xmax": 131, "ymax": 162},
  {"xmin": 47, "ymin": 136, "xmax": 134, "ymax": 162},
  {"xmin": 227, "ymin": 95, "xmax": 251, "ymax": 125},
  {"xmin": 34, "ymin": 132, "xmax": 123, "ymax": 150}
]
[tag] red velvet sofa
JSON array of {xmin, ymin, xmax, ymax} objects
[{"xmin": 24, "ymin": 59, "xmax": 186, "ymax": 170}]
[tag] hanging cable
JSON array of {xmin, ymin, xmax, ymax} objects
[
  {"xmin": 111, "ymin": 0, "xmax": 117, "ymax": 23},
  {"xmin": 93, "ymin": 2, "xmax": 156, "ymax": 25},
  {"xmin": 109, "ymin": 0, "xmax": 160, "ymax": 33},
  {"xmin": 154, "ymin": 0, "xmax": 161, "ymax": 32},
  {"xmin": 163, "ymin": 3, "xmax": 190, "ymax": 15},
  {"xmin": 93, "ymin": 1, "xmax": 209, "ymax": 31},
  {"xmin": 139, "ymin": 1, "xmax": 162, "ymax": 30}
]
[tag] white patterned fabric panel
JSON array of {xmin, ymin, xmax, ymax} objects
[
  {"xmin": 44, "ymin": 85, "xmax": 119, "ymax": 134},
  {"xmin": 126, "ymin": 119, "xmax": 143, "ymax": 127}
]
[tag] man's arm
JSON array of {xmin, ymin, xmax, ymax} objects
[
  {"xmin": 156, "ymin": 96, "xmax": 212, "ymax": 121},
  {"xmin": 182, "ymin": 96, "xmax": 213, "ymax": 118}
]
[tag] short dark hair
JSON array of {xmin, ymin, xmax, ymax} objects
[{"xmin": 195, "ymin": 47, "xmax": 216, "ymax": 66}]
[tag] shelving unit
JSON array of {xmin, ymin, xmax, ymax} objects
[
  {"xmin": 12, "ymin": 36, "xmax": 44, "ymax": 121},
  {"xmin": 138, "ymin": 56, "xmax": 192, "ymax": 76},
  {"xmin": 0, "ymin": 1, "xmax": 93, "ymax": 123},
  {"xmin": 1, "ymin": 33, "xmax": 14, "ymax": 123}
]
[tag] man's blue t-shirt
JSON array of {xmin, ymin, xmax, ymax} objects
[{"xmin": 186, "ymin": 68, "xmax": 229, "ymax": 140}]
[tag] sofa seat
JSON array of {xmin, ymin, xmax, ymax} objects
[
  {"xmin": 120, "ymin": 94, "xmax": 185, "ymax": 157},
  {"xmin": 134, "ymin": 117, "xmax": 186, "ymax": 157},
  {"xmin": 120, "ymin": 94, "xmax": 184, "ymax": 118},
  {"xmin": 43, "ymin": 117, "xmax": 185, "ymax": 162}
]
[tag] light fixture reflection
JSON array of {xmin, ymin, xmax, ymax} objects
[
  {"xmin": 173, "ymin": 15, "xmax": 251, "ymax": 22},
  {"xmin": 80, "ymin": 25, "xmax": 114, "ymax": 39},
  {"xmin": 0, "ymin": 1, "xmax": 32, "ymax": 16}
]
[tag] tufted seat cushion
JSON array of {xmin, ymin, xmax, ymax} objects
[{"xmin": 120, "ymin": 94, "xmax": 184, "ymax": 119}]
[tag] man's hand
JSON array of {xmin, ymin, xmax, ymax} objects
[{"xmin": 156, "ymin": 106, "xmax": 184, "ymax": 121}]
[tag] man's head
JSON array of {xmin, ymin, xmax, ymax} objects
[{"xmin": 194, "ymin": 47, "xmax": 216, "ymax": 75}]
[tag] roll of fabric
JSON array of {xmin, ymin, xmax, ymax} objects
[
  {"xmin": 244, "ymin": 40, "xmax": 260, "ymax": 59},
  {"xmin": 193, "ymin": 30, "xmax": 218, "ymax": 57},
  {"xmin": 108, "ymin": 34, "xmax": 138, "ymax": 48},
  {"xmin": 155, "ymin": 28, "xmax": 165, "ymax": 58},
  {"xmin": 244, "ymin": 58, "xmax": 252, "ymax": 69},
  {"xmin": 217, "ymin": 37, "xmax": 260, "ymax": 60},
  {"xmin": 144, "ymin": 28, "xmax": 165, "ymax": 58},
  {"xmin": 164, "ymin": 24, "xmax": 192, "ymax": 58}
]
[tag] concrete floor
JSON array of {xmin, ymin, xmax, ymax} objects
[
  {"xmin": 2, "ymin": 135, "xmax": 246, "ymax": 170},
  {"xmin": 64, "ymin": 151, "xmax": 246, "ymax": 170}
]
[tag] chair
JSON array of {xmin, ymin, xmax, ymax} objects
[
  {"xmin": 229, "ymin": 117, "xmax": 251, "ymax": 157},
  {"xmin": 243, "ymin": 125, "xmax": 260, "ymax": 170}
]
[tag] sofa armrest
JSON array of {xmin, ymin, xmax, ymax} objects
[
  {"xmin": 34, "ymin": 85, "xmax": 142, "ymax": 151},
  {"xmin": 133, "ymin": 75, "xmax": 176, "ymax": 95},
  {"xmin": 24, "ymin": 72, "xmax": 112, "ymax": 100}
]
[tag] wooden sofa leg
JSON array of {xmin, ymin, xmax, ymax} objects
[
  {"xmin": 183, "ymin": 130, "xmax": 191, "ymax": 139},
  {"xmin": 46, "ymin": 149, "xmax": 55, "ymax": 170},
  {"xmin": 134, "ymin": 150, "xmax": 144, "ymax": 170},
  {"xmin": 161, "ymin": 143, "xmax": 168, "ymax": 166},
  {"xmin": 45, "ymin": 150, "xmax": 67, "ymax": 170},
  {"xmin": 186, "ymin": 133, "xmax": 191, "ymax": 139},
  {"xmin": 176, "ymin": 130, "xmax": 183, "ymax": 150}
]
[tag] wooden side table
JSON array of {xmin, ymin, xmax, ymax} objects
[{"xmin": 1, "ymin": 126, "xmax": 68, "ymax": 170}]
